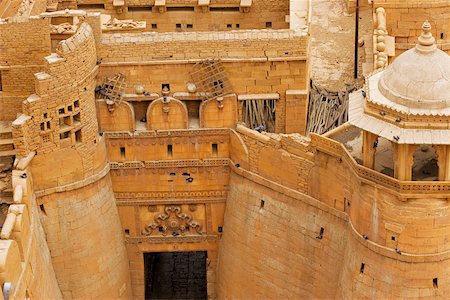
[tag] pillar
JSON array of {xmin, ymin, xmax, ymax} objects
[
  {"xmin": 285, "ymin": 90, "xmax": 308, "ymax": 135},
  {"xmin": 434, "ymin": 145, "xmax": 450, "ymax": 181},
  {"xmin": 362, "ymin": 131, "xmax": 378, "ymax": 169},
  {"xmin": 393, "ymin": 143, "xmax": 414, "ymax": 181}
]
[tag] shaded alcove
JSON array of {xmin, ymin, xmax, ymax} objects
[
  {"xmin": 374, "ymin": 137, "xmax": 394, "ymax": 177},
  {"xmin": 412, "ymin": 145, "xmax": 439, "ymax": 181},
  {"xmin": 144, "ymin": 251, "xmax": 207, "ymax": 300}
]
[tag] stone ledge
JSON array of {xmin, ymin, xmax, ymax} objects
[{"xmin": 35, "ymin": 163, "xmax": 110, "ymax": 197}]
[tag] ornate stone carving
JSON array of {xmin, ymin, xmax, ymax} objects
[{"xmin": 142, "ymin": 205, "xmax": 203, "ymax": 236}]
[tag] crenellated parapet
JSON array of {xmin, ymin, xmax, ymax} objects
[{"xmin": 0, "ymin": 154, "xmax": 62, "ymax": 300}]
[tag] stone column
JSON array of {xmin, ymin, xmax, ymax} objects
[
  {"xmin": 393, "ymin": 143, "xmax": 414, "ymax": 181},
  {"xmin": 435, "ymin": 145, "xmax": 450, "ymax": 181},
  {"xmin": 362, "ymin": 130, "xmax": 378, "ymax": 169}
]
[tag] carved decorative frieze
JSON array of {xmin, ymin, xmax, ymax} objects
[
  {"xmin": 115, "ymin": 190, "xmax": 227, "ymax": 200},
  {"xmin": 125, "ymin": 235, "xmax": 218, "ymax": 244},
  {"xmin": 104, "ymin": 128, "xmax": 229, "ymax": 139},
  {"xmin": 141, "ymin": 205, "xmax": 203, "ymax": 236},
  {"xmin": 110, "ymin": 159, "xmax": 230, "ymax": 170}
]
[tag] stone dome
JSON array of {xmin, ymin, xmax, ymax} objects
[{"xmin": 378, "ymin": 22, "xmax": 450, "ymax": 109}]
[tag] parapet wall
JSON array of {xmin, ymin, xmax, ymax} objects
[
  {"xmin": 0, "ymin": 156, "xmax": 62, "ymax": 299},
  {"xmin": 0, "ymin": 18, "xmax": 51, "ymax": 120},
  {"xmin": 98, "ymin": 29, "xmax": 307, "ymax": 62},
  {"xmin": 73, "ymin": 0, "xmax": 290, "ymax": 32}
]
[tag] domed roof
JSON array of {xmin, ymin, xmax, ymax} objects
[{"xmin": 378, "ymin": 22, "xmax": 450, "ymax": 109}]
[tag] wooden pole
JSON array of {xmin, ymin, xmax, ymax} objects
[{"xmin": 354, "ymin": 0, "xmax": 360, "ymax": 79}]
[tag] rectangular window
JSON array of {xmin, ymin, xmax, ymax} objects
[
  {"xmin": 210, "ymin": 7, "xmax": 240, "ymax": 12},
  {"xmin": 212, "ymin": 143, "xmax": 218, "ymax": 156},
  {"xmin": 75, "ymin": 130, "xmax": 82, "ymax": 143},
  {"xmin": 128, "ymin": 6, "xmax": 153, "ymax": 12},
  {"xmin": 167, "ymin": 144, "xmax": 173, "ymax": 158},
  {"xmin": 120, "ymin": 147, "xmax": 126, "ymax": 159},
  {"xmin": 167, "ymin": 6, "xmax": 194, "ymax": 12},
  {"xmin": 60, "ymin": 131, "xmax": 70, "ymax": 140},
  {"xmin": 77, "ymin": 4, "xmax": 105, "ymax": 10}
]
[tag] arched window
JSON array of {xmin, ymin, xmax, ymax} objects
[{"xmin": 412, "ymin": 145, "xmax": 439, "ymax": 181}]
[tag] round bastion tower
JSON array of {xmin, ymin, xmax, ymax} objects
[
  {"xmin": 11, "ymin": 13, "xmax": 132, "ymax": 299},
  {"xmin": 338, "ymin": 21, "xmax": 450, "ymax": 298}
]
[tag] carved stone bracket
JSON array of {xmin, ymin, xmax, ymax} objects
[{"xmin": 142, "ymin": 205, "xmax": 203, "ymax": 236}]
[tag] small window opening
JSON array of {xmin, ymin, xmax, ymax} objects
[
  {"xmin": 227, "ymin": 24, "xmax": 232, "ymax": 28},
  {"xmin": 210, "ymin": 7, "xmax": 240, "ymax": 12},
  {"xmin": 68, "ymin": 105, "xmax": 73, "ymax": 112},
  {"xmin": 167, "ymin": 144, "xmax": 173, "ymax": 157},
  {"xmin": 73, "ymin": 112, "xmax": 81, "ymax": 124},
  {"xmin": 169, "ymin": 172, "xmax": 176, "ymax": 176},
  {"xmin": 58, "ymin": 108, "xmax": 65, "ymax": 115},
  {"xmin": 212, "ymin": 143, "xmax": 218, "ymax": 156},
  {"xmin": 265, "ymin": 22, "xmax": 272, "ymax": 28},
  {"xmin": 176, "ymin": 23, "xmax": 182, "ymax": 29},
  {"xmin": 128, "ymin": 6, "xmax": 153, "ymax": 12},
  {"xmin": 236, "ymin": 24, "xmax": 240, "ymax": 28},
  {"xmin": 158, "ymin": 226, "xmax": 164, "ymax": 232},
  {"xmin": 433, "ymin": 278, "xmax": 438, "ymax": 288},
  {"xmin": 77, "ymin": 4, "xmax": 105, "ymax": 10},
  {"xmin": 120, "ymin": 147, "xmax": 126, "ymax": 159},
  {"xmin": 43, "ymin": 113, "xmax": 48, "ymax": 118},
  {"xmin": 187, "ymin": 24, "xmax": 193, "ymax": 29},
  {"xmin": 218, "ymin": 226, "xmax": 223, "ymax": 233},
  {"xmin": 260, "ymin": 200, "xmax": 265, "ymax": 209},
  {"xmin": 75, "ymin": 130, "xmax": 82, "ymax": 143},
  {"xmin": 152, "ymin": 23, "xmax": 157, "ymax": 29},
  {"xmin": 391, "ymin": 236, "xmax": 396, "ymax": 241},
  {"xmin": 316, "ymin": 227, "xmax": 324, "ymax": 239},
  {"xmin": 63, "ymin": 116, "xmax": 71, "ymax": 126},
  {"xmin": 440, "ymin": 33, "xmax": 445, "ymax": 39},
  {"xmin": 46, "ymin": 121, "xmax": 51, "ymax": 129},
  {"xmin": 360, "ymin": 263, "xmax": 365, "ymax": 274},
  {"xmin": 60, "ymin": 131, "xmax": 70, "ymax": 140},
  {"xmin": 162, "ymin": 83, "xmax": 170, "ymax": 91},
  {"xmin": 167, "ymin": 6, "xmax": 195, "ymax": 12},
  {"xmin": 39, "ymin": 204, "xmax": 46, "ymax": 215},
  {"xmin": 124, "ymin": 229, "xmax": 130, "ymax": 235},
  {"xmin": 40, "ymin": 123, "xmax": 45, "ymax": 131},
  {"xmin": 74, "ymin": 100, "xmax": 80, "ymax": 108}
]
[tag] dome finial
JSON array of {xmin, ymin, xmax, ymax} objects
[{"xmin": 417, "ymin": 21, "xmax": 436, "ymax": 52}]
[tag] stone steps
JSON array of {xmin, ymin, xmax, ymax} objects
[
  {"xmin": 0, "ymin": 150, "xmax": 16, "ymax": 157},
  {"xmin": 0, "ymin": 139, "xmax": 13, "ymax": 146}
]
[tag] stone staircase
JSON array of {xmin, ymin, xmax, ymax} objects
[
  {"xmin": 0, "ymin": 122, "xmax": 15, "ymax": 158},
  {"xmin": 0, "ymin": 122, "xmax": 15, "ymax": 204}
]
